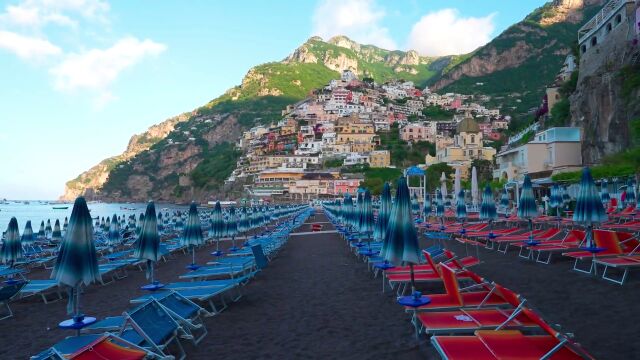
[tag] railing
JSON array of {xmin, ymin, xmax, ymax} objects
[{"xmin": 578, "ymin": 0, "xmax": 633, "ymax": 44}]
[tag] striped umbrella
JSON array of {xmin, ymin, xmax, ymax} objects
[
  {"xmin": 423, "ymin": 193, "xmax": 432, "ymax": 221},
  {"xmin": 51, "ymin": 219, "xmax": 62, "ymax": 243},
  {"xmin": 625, "ymin": 179, "xmax": 636, "ymax": 206},
  {"xmin": 550, "ymin": 184, "xmax": 563, "ymax": 226},
  {"xmin": 45, "ymin": 219, "xmax": 52, "ymax": 238},
  {"xmin": 134, "ymin": 202, "xmax": 160, "ymax": 284},
  {"xmin": 411, "ymin": 193, "xmax": 420, "ymax": 215},
  {"xmin": 518, "ymin": 175, "xmax": 538, "ymax": 243},
  {"xmin": 612, "ymin": 178, "xmax": 622, "ymax": 209},
  {"xmin": 108, "ymin": 214, "xmax": 121, "ymax": 249},
  {"xmin": 1, "ymin": 217, "xmax": 23, "ymax": 267},
  {"xmin": 455, "ymin": 190, "xmax": 467, "ymax": 220},
  {"xmin": 51, "ymin": 197, "xmax": 101, "ymax": 317},
  {"xmin": 227, "ymin": 207, "xmax": 239, "ymax": 251},
  {"xmin": 561, "ymin": 186, "xmax": 571, "ymax": 208},
  {"xmin": 63, "ymin": 217, "xmax": 69, "ymax": 233},
  {"xmin": 500, "ymin": 188, "xmax": 510, "ymax": 217},
  {"xmin": 136, "ymin": 213, "xmax": 144, "ymax": 235},
  {"xmin": 342, "ymin": 194, "xmax": 354, "ymax": 229},
  {"xmin": 359, "ymin": 189, "xmax": 375, "ymax": 242},
  {"xmin": 454, "ymin": 168, "xmax": 461, "ymax": 199},
  {"xmin": 21, "ymin": 220, "xmax": 35, "ymax": 246},
  {"xmin": 573, "ymin": 167, "xmax": 608, "ymax": 249},
  {"xmin": 157, "ymin": 212, "xmax": 164, "ymax": 233},
  {"xmin": 104, "ymin": 216, "xmax": 111, "ymax": 233},
  {"xmin": 182, "ymin": 202, "xmax": 204, "ymax": 269},
  {"xmin": 210, "ymin": 201, "xmax": 225, "ymax": 256},
  {"xmin": 600, "ymin": 179, "xmax": 610, "ymax": 205},
  {"xmin": 435, "ymin": 188, "xmax": 445, "ymax": 225},
  {"xmin": 238, "ymin": 207, "xmax": 249, "ymax": 234},
  {"xmin": 480, "ymin": 185, "xmax": 497, "ymax": 237},
  {"xmin": 384, "ymin": 177, "xmax": 420, "ymax": 291},
  {"xmin": 374, "ymin": 183, "xmax": 392, "ymax": 243},
  {"xmin": 38, "ymin": 221, "xmax": 45, "ymax": 239}
]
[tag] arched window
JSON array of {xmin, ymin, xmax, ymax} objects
[
  {"xmin": 591, "ymin": 36, "xmax": 597, "ymax": 46},
  {"xmin": 581, "ymin": 45, "xmax": 587, "ymax": 54},
  {"xmin": 615, "ymin": 14, "xmax": 622, "ymax": 25},
  {"xmin": 471, "ymin": 135, "xmax": 476, "ymax": 143},
  {"xmin": 606, "ymin": 23, "xmax": 612, "ymax": 33}
]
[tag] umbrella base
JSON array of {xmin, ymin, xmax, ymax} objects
[
  {"xmin": 141, "ymin": 282, "xmax": 165, "ymax": 291},
  {"xmin": 210, "ymin": 250, "xmax": 224, "ymax": 257},
  {"xmin": 186, "ymin": 264, "xmax": 201, "ymax": 271},
  {"xmin": 228, "ymin": 246, "xmax": 239, "ymax": 252}
]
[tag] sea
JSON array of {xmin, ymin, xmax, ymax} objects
[{"xmin": 0, "ymin": 201, "xmax": 188, "ymax": 232}]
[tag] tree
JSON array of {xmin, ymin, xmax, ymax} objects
[
  {"xmin": 470, "ymin": 159, "xmax": 493, "ymax": 184},
  {"xmin": 425, "ymin": 162, "xmax": 454, "ymax": 191}
]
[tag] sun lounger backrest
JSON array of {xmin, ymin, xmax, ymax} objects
[
  {"xmin": 439, "ymin": 264, "xmax": 463, "ymax": 306},
  {"xmin": 566, "ymin": 230, "xmax": 585, "ymax": 244},
  {"xmin": 520, "ymin": 308, "xmax": 559, "ymax": 338},
  {"xmin": 493, "ymin": 284, "xmax": 521, "ymax": 308},
  {"xmin": 0, "ymin": 281, "xmax": 26, "ymax": 301},
  {"xmin": 422, "ymin": 250, "xmax": 438, "ymax": 272},
  {"xmin": 159, "ymin": 292, "xmax": 199, "ymax": 320},
  {"xmin": 68, "ymin": 335, "xmax": 147, "ymax": 360},
  {"xmin": 251, "ymin": 245, "xmax": 268, "ymax": 269},
  {"xmin": 127, "ymin": 300, "xmax": 177, "ymax": 346},
  {"xmin": 593, "ymin": 230, "xmax": 623, "ymax": 254},
  {"xmin": 616, "ymin": 232, "xmax": 639, "ymax": 253}
]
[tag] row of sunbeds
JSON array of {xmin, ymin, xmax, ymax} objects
[{"xmin": 30, "ymin": 207, "xmax": 313, "ymax": 360}]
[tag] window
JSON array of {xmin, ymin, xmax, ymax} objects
[
  {"xmin": 471, "ymin": 135, "xmax": 475, "ymax": 143},
  {"xmin": 615, "ymin": 14, "xmax": 622, "ymax": 25},
  {"xmin": 591, "ymin": 37, "xmax": 597, "ymax": 46},
  {"xmin": 606, "ymin": 23, "xmax": 612, "ymax": 33},
  {"xmin": 581, "ymin": 45, "xmax": 586, "ymax": 54}
]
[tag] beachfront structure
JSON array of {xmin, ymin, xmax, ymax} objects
[
  {"xmin": 578, "ymin": 0, "xmax": 637, "ymax": 55},
  {"xmin": 426, "ymin": 115, "xmax": 496, "ymax": 177},
  {"xmin": 493, "ymin": 127, "xmax": 582, "ymax": 182}
]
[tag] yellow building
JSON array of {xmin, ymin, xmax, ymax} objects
[
  {"xmin": 335, "ymin": 114, "xmax": 379, "ymax": 145},
  {"xmin": 369, "ymin": 150, "xmax": 390, "ymax": 168},
  {"xmin": 428, "ymin": 115, "xmax": 496, "ymax": 177},
  {"xmin": 350, "ymin": 142, "xmax": 376, "ymax": 153}
]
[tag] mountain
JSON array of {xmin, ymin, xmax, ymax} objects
[
  {"xmin": 430, "ymin": 0, "xmax": 603, "ymax": 115},
  {"xmin": 61, "ymin": 36, "xmax": 458, "ymax": 202}
]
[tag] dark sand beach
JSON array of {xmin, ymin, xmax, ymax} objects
[{"xmin": 2, "ymin": 212, "xmax": 639, "ymax": 359}]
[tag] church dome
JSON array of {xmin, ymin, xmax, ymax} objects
[{"xmin": 456, "ymin": 116, "xmax": 480, "ymax": 133}]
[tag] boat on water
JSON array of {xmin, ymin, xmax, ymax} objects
[{"xmin": 52, "ymin": 206, "xmax": 69, "ymax": 210}]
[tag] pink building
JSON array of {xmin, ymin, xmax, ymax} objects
[
  {"xmin": 400, "ymin": 123, "xmax": 434, "ymax": 142},
  {"xmin": 478, "ymin": 123, "xmax": 493, "ymax": 137},
  {"xmin": 333, "ymin": 178, "xmax": 362, "ymax": 195},
  {"xmin": 448, "ymin": 96, "xmax": 462, "ymax": 110}
]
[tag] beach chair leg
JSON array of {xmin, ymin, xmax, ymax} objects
[
  {"xmin": 602, "ymin": 265, "xmax": 628, "ymax": 285},
  {"xmin": 518, "ymin": 246, "xmax": 532, "ymax": 260},
  {"xmin": 0, "ymin": 301, "xmax": 13, "ymax": 320},
  {"xmin": 572, "ymin": 258, "xmax": 595, "ymax": 275},
  {"xmin": 536, "ymin": 251, "xmax": 552, "ymax": 264}
]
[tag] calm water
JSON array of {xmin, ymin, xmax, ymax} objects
[{"xmin": 0, "ymin": 201, "xmax": 188, "ymax": 232}]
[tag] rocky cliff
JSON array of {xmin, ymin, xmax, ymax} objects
[
  {"xmin": 431, "ymin": 0, "xmax": 604, "ymax": 113},
  {"xmin": 570, "ymin": 3, "xmax": 640, "ymax": 164}
]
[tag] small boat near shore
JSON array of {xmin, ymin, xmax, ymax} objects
[{"xmin": 52, "ymin": 206, "xmax": 69, "ymax": 210}]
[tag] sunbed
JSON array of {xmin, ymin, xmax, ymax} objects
[
  {"xmin": 0, "ymin": 280, "xmax": 27, "ymax": 320},
  {"xmin": 430, "ymin": 307, "xmax": 595, "ymax": 360},
  {"xmin": 522, "ymin": 230, "xmax": 585, "ymax": 264},
  {"xmin": 30, "ymin": 333, "xmax": 156, "ymax": 360},
  {"xmin": 406, "ymin": 264, "xmax": 508, "ymax": 312},
  {"xmin": 593, "ymin": 254, "xmax": 640, "ymax": 285},
  {"xmin": 19, "ymin": 279, "xmax": 62, "ymax": 303},
  {"xmin": 563, "ymin": 230, "xmax": 638, "ymax": 274},
  {"xmin": 417, "ymin": 283, "xmax": 536, "ymax": 335},
  {"xmin": 490, "ymin": 228, "xmax": 562, "ymax": 253}
]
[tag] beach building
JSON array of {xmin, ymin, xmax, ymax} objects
[{"xmin": 493, "ymin": 127, "xmax": 582, "ymax": 181}]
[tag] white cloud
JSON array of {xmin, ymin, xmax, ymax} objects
[
  {"xmin": 0, "ymin": 0, "xmax": 109, "ymax": 28},
  {"xmin": 407, "ymin": 9, "xmax": 495, "ymax": 56},
  {"xmin": 0, "ymin": 30, "xmax": 61, "ymax": 59},
  {"xmin": 312, "ymin": 0, "xmax": 396, "ymax": 50},
  {"xmin": 50, "ymin": 37, "xmax": 166, "ymax": 92}
]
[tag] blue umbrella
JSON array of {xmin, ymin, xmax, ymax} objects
[
  {"xmin": 549, "ymin": 184, "xmax": 563, "ymax": 226},
  {"xmin": 518, "ymin": 175, "xmax": 538, "ymax": 243},
  {"xmin": 455, "ymin": 190, "xmax": 467, "ymax": 219},
  {"xmin": 600, "ymin": 179, "xmax": 610, "ymax": 204},
  {"xmin": 1, "ymin": 217, "xmax": 23, "ymax": 267},
  {"xmin": 342, "ymin": 194, "xmax": 354, "ymax": 229},
  {"xmin": 136, "ymin": 213, "xmax": 144, "ymax": 235},
  {"xmin": 38, "ymin": 220, "xmax": 45, "ymax": 239},
  {"xmin": 107, "ymin": 214, "xmax": 121, "ymax": 249},
  {"xmin": 411, "ymin": 193, "xmax": 420, "ymax": 215},
  {"xmin": 480, "ymin": 185, "xmax": 497, "ymax": 237},
  {"xmin": 51, "ymin": 197, "xmax": 101, "ymax": 319},
  {"xmin": 500, "ymin": 188, "xmax": 510, "ymax": 217},
  {"xmin": 359, "ymin": 189, "xmax": 375, "ymax": 247},
  {"xmin": 384, "ymin": 177, "xmax": 421, "ymax": 291},
  {"xmin": 63, "ymin": 217, "xmax": 69, "ymax": 234},
  {"xmin": 625, "ymin": 179, "xmax": 636, "ymax": 206},
  {"xmin": 573, "ymin": 167, "xmax": 608, "ymax": 249},
  {"xmin": 374, "ymin": 183, "xmax": 392, "ymax": 243},
  {"xmin": 134, "ymin": 202, "xmax": 161, "ymax": 287},
  {"xmin": 182, "ymin": 202, "xmax": 204, "ymax": 270},
  {"xmin": 227, "ymin": 207, "xmax": 239, "ymax": 251},
  {"xmin": 210, "ymin": 201, "xmax": 225, "ymax": 256},
  {"xmin": 51, "ymin": 219, "xmax": 62, "ymax": 243},
  {"xmin": 45, "ymin": 219, "xmax": 52, "ymax": 238},
  {"xmin": 21, "ymin": 220, "xmax": 35, "ymax": 246},
  {"xmin": 423, "ymin": 193, "xmax": 432, "ymax": 221}
]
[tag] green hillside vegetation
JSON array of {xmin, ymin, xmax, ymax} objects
[
  {"xmin": 377, "ymin": 124, "xmax": 435, "ymax": 167},
  {"xmin": 190, "ymin": 142, "xmax": 241, "ymax": 190}
]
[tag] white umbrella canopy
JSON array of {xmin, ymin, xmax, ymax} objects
[
  {"xmin": 454, "ymin": 168, "xmax": 461, "ymax": 197},
  {"xmin": 471, "ymin": 167, "xmax": 479, "ymax": 207},
  {"xmin": 440, "ymin": 172, "xmax": 448, "ymax": 202}
]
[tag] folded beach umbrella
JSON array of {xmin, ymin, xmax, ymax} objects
[
  {"xmin": 157, "ymin": 212, "xmax": 164, "ymax": 232},
  {"xmin": 549, "ymin": 184, "xmax": 563, "ymax": 226},
  {"xmin": 625, "ymin": 179, "xmax": 636, "ymax": 206},
  {"xmin": 182, "ymin": 202, "xmax": 204, "ymax": 269},
  {"xmin": 342, "ymin": 194, "xmax": 354, "ymax": 229},
  {"xmin": 51, "ymin": 197, "xmax": 101, "ymax": 316},
  {"xmin": 238, "ymin": 206, "xmax": 249, "ymax": 234},
  {"xmin": 500, "ymin": 188, "xmax": 510, "ymax": 217},
  {"xmin": 423, "ymin": 193, "xmax": 432, "ymax": 220},
  {"xmin": 471, "ymin": 167, "xmax": 479, "ymax": 207},
  {"xmin": 480, "ymin": 185, "xmax": 497, "ymax": 221},
  {"xmin": 518, "ymin": 175, "xmax": 538, "ymax": 242},
  {"xmin": 210, "ymin": 201, "xmax": 225, "ymax": 256},
  {"xmin": 107, "ymin": 214, "xmax": 121, "ymax": 249},
  {"xmin": 600, "ymin": 179, "xmax": 610, "ymax": 205},
  {"xmin": 374, "ymin": 183, "xmax": 391, "ymax": 243},
  {"xmin": 411, "ymin": 193, "xmax": 420, "ymax": 215},
  {"xmin": 359, "ymin": 189, "xmax": 375, "ymax": 241},
  {"xmin": 1, "ymin": 217, "xmax": 23, "ymax": 267},
  {"xmin": 573, "ymin": 167, "xmax": 608, "ymax": 248},
  {"xmin": 455, "ymin": 189, "xmax": 467, "ymax": 220},
  {"xmin": 63, "ymin": 217, "xmax": 69, "ymax": 233},
  {"xmin": 227, "ymin": 207, "xmax": 239, "ymax": 251},
  {"xmin": 134, "ymin": 202, "xmax": 160, "ymax": 284},
  {"xmin": 435, "ymin": 189, "xmax": 445, "ymax": 218},
  {"xmin": 104, "ymin": 216, "xmax": 111, "ymax": 233},
  {"xmin": 38, "ymin": 220, "xmax": 45, "ymax": 239},
  {"xmin": 21, "ymin": 220, "xmax": 35, "ymax": 246},
  {"xmin": 51, "ymin": 219, "xmax": 62, "ymax": 243},
  {"xmin": 136, "ymin": 213, "xmax": 144, "ymax": 235},
  {"xmin": 45, "ymin": 219, "xmax": 52, "ymax": 237}
]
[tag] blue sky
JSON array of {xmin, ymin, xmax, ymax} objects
[{"xmin": 0, "ymin": 0, "xmax": 547, "ymax": 200}]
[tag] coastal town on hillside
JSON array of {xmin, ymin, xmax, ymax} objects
[{"xmin": 230, "ymin": 51, "xmax": 581, "ymax": 201}]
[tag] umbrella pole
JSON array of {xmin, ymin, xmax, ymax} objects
[
  {"xmin": 192, "ymin": 245, "xmax": 196, "ymax": 265},
  {"xmin": 528, "ymin": 218, "xmax": 533, "ymax": 241},
  {"xmin": 410, "ymin": 263, "xmax": 416, "ymax": 294},
  {"xmin": 150, "ymin": 260, "xmax": 155, "ymax": 284}
]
